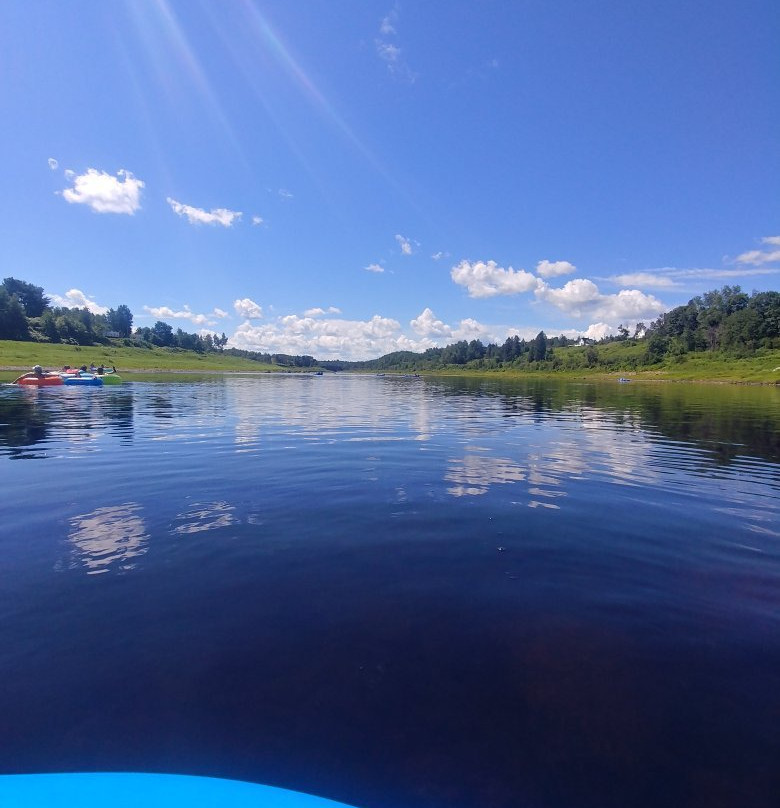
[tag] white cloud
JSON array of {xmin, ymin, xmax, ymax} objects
[
  {"xmin": 62, "ymin": 168, "xmax": 144, "ymax": 214},
  {"xmin": 537, "ymin": 278, "xmax": 601, "ymax": 313},
  {"xmin": 536, "ymin": 278, "xmax": 665, "ymax": 321},
  {"xmin": 431, "ymin": 251, "xmax": 448, "ymax": 261},
  {"xmin": 619, "ymin": 265, "xmax": 779, "ymax": 284},
  {"xmin": 611, "ymin": 272, "xmax": 677, "ymax": 288},
  {"xmin": 278, "ymin": 188, "xmax": 293, "ymax": 199},
  {"xmin": 167, "ymin": 197, "xmax": 242, "ymax": 227},
  {"xmin": 252, "ymin": 215, "xmax": 264, "ymax": 226},
  {"xmin": 582, "ymin": 323, "xmax": 614, "ymax": 341},
  {"xmin": 451, "ymin": 259, "xmax": 540, "ymax": 298},
  {"xmin": 234, "ymin": 298, "xmax": 263, "ymax": 319},
  {"xmin": 677, "ymin": 267, "xmax": 780, "ymax": 279},
  {"xmin": 409, "ymin": 308, "xmax": 504, "ymax": 346},
  {"xmin": 226, "ymin": 304, "xmax": 629, "ymax": 362},
  {"xmin": 535, "ymin": 259, "xmax": 576, "ymax": 278},
  {"xmin": 374, "ymin": 7, "xmax": 416, "ymax": 83},
  {"xmin": 143, "ymin": 304, "xmax": 219, "ymax": 326},
  {"xmin": 213, "ymin": 308, "xmax": 229, "ymax": 318},
  {"xmin": 51, "ymin": 288, "xmax": 109, "ymax": 314},
  {"xmin": 232, "ymin": 313, "xmax": 421, "ymax": 361},
  {"xmin": 379, "ymin": 9, "xmax": 397, "ymax": 35},
  {"xmin": 47, "ymin": 157, "xmax": 58, "ymax": 171},
  {"xmin": 304, "ymin": 306, "xmax": 342, "ymax": 317},
  {"xmin": 364, "ymin": 263, "xmax": 385, "ymax": 273},
  {"xmin": 376, "ymin": 41, "xmax": 401, "ymax": 62},
  {"xmin": 736, "ymin": 236, "xmax": 780, "ymax": 265},
  {"xmin": 594, "ymin": 289, "xmax": 666, "ymax": 321},
  {"xmin": 395, "ymin": 234, "xmax": 413, "ymax": 255},
  {"xmin": 410, "ymin": 308, "xmax": 453, "ymax": 338}
]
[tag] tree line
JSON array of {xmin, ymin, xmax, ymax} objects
[
  {"xmin": 2, "ymin": 276, "xmax": 778, "ymax": 369},
  {"xmin": 0, "ymin": 276, "xmax": 316, "ymax": 367},
  {"xmin": 348, "ymin": 286, "xmax": 780, "ymax": 372},
  {"xmin": 0, "ymin": 276, "xmax": 230, "ymax": 353}
]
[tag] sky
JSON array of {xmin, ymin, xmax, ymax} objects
[{"xmin": 1, "ymin": 0, "xmax": 778, "ymax": 360}]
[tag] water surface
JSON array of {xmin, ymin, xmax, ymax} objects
[{"xmin": 1, "ymin": 374, "xmax": 778, "ymax": 808}]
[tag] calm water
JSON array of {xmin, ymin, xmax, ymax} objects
[{"xmin": 1, "ymin": 374, "xmax": 779, "ymax": 808}]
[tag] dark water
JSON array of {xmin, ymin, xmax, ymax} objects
[{"xmin": 1, "ymin": 374, "xmax": 778, "ymax": 808}]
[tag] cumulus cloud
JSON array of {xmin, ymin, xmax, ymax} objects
[
  {"xmin": 143, "ymin": 304, "xmax": 222, "ymax": 326},
  {"xmin": 213, "ymin": 308, "xmax": 229, "ymax": 318},
  {"xmin": 594, "ymin": 289, "xmax": 666, "ymax": 321},
  {"xmin": 611, "ymin": 272, "xmax": 677, "ymax": 288},
  {"xmin": 62, "ymin": 168, "xmax": 144, "ymax": 214},
  {"xmin": 536, "ymin": 278, "xmax": 664, "ymax": 321},
  {"xmin": 167, "ymin": 197, "xmax": 242, "ymax": 227},
  {"xmin": 537, "ymin": 278, "xmax": 601, "ymax": 312},
  {"xmin": 48, "ymin": 157, "xmax": 58, "ymax": 171},
  {"xmin": 535, "ymin": 259, "xmax": 576, "ymax": 278},
  {"xmin": 736, "ymin": 236, "xmax": 780, "ymax": 266},
  {"xmin": 409, "ymin": 308, "xmax": 500, "ymax": 345},
  {"xmin": 234, "ymin": 298, "xmax": 263, "ymax": 319},
  {"xmin": 410, "ymin": 307, "xmax": 453, "ymax": 338},
  {"xmin": 50, "ymin": 289, "xmax": 109, "ymax": 314},
  {"xmin": 582, "ymin": 323, "xmax": 614, "ymax": 341},
  {"xmin": 364, "ymin": 263, "xmax": 385, "ymax": 273},
  {"xmin": 232, "ymin": 313, "xmax": 420, "ymax": 361},
  {"xmin": 451, "ymin": 259, "xmax": 540, "ymax": 298},
  {"xmin": 225, "ymin": 303, "xmax": 617, "ymax": 362},
  {"xmin": 395, "ymin": 234, "xmax": 413, "ymax": 255},
  {"xmin": 230, "ymin": 308, "xmax": 511, "ymax": 360},
  {"xmin": 252, "ymin": 215, "xmax": 264, "ymax": 226}
]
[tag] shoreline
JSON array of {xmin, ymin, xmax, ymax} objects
[{"xmin": 2, "ymin": 365, "xmax": 778, "ymax": 386}]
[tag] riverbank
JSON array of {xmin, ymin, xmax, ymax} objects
[{"xmin": 2, "ymin": 339, "xmax": 778, "ymax": 384}]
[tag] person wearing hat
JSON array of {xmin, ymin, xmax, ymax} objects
[{"xmin": 32, "ymin": 365, "xmax": 44, "ymax": 377}]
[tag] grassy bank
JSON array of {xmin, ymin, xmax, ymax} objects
[
  {"xmin": 2, "ymin": 339, "xmax": 779, "ymax": 384},
  {"xmin": 0, "ymin": 340, "xmax": 282, "ymax": 381}
]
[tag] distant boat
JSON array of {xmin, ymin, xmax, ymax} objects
[{"xmin": 618, "ymin": 377, "xmax": 631, "ymax": 383}]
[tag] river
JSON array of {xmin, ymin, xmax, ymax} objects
[{"xmin": 1, "ymin": 374, "xmax": 778, "ymax": 808}]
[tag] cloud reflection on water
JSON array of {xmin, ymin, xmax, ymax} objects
[
  {"xmin": 64, "ymin": 503, "xmax": 148, "ymax": 574},
  {"xmin": 171, "ymin": 501, "xmax": 238, "ymax": 535}
]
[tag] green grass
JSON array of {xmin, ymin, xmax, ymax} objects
[
  {"xmin": 2, "ymin": 339, "xmax": 778, "ymax": 384},
  {"xmin": 0, "ymin": 340, "xmax": 284, "ymax": 382}
]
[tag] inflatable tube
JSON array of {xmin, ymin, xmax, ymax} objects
[
  {"xmin": 0, "ymin": 773, "xmax": 360, "ymax": 808},
  {"xmin": 63, "ymin": 375, "xmax": 103, "ymax": 386},
  {"xmin": 14, "ymin": 374, "xmax": 64, "ymax": 387}
]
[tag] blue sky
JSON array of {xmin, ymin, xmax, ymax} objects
[{"xmin": 1, "ymin": 0, "xmax": 778, "ymax": 360}]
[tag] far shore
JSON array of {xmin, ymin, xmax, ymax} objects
[{"xmin": 1, "ymin": 339, "xmax": 779, "ymax": 385}]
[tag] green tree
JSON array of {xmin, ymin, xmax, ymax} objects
[
  {"xmin": 152, "ymin": 320, "xmax": 174, "ymax": 347},
  {"xmin": 0, "ymin": 288, "xmax": 29, "ymax": 339},
  {"xmin": 531, "ymin": 331, "xmax": 547, "ymax": 362},
  {"xmin": 2, "ymin": 277, "xmax": 49, "ymax": 317},
  {"xmin": 106, "ymin": 304, "xmax": 133, "ymax": 337}
]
